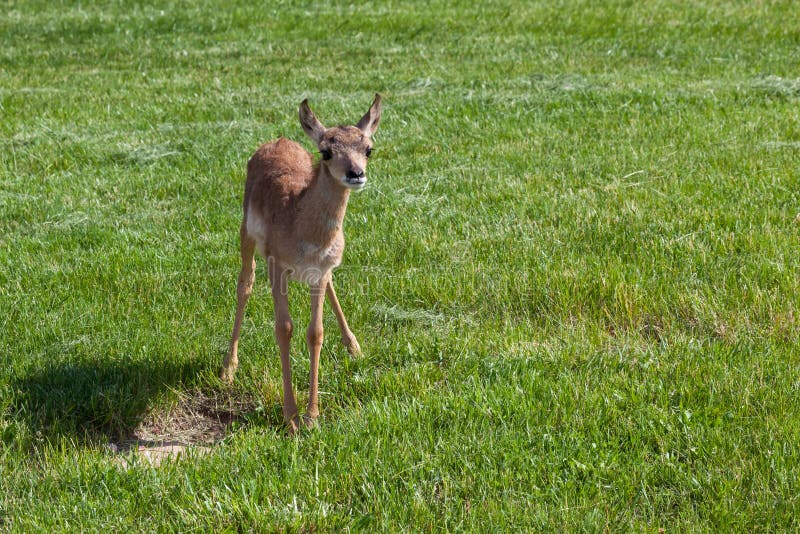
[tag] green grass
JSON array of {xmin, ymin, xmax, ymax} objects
[{"xmin": 2, "ymin": 0, "xmax": 799, "ymax": 530}]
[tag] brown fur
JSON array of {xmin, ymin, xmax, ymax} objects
[{"xmin": 221, "ymin": 95, "xmax": 382, "ymax": 434}]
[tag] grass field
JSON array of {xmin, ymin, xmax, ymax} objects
[{"xmin": 2, "ymin": 0, "xmax": 799, "ymax": 530}]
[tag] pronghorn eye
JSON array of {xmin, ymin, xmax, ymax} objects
[
  {"xmin": 366, "ymin": 147, "xmax": 373, "ymax": 158},
  {"xmin": 320, "ymin": 150, "xmax": 332, "ymax": 160}
]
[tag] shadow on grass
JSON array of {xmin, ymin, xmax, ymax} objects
[
  {"xmin": 10, "ymin": 356, "xmax": 211, "ymax": 446},
  {"xmin": 10, "ymin": 348, "xmax": 345, "ymax": 451}
]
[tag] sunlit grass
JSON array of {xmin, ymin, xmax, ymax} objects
[{"xmin": 1, "ymin": 0, "xmax": 799, "ymax": 530}]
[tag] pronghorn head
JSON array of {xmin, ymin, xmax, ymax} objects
[{"xmin": 299, "ymin": 94, "xmax": 382, "ymax": 190}]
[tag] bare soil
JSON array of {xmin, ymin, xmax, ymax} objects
[{"xmin": 110, "ymin": 389, "xmax": 256, "ymax": 466}]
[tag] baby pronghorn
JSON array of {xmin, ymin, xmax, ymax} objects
[{"xmin": 221, "ymin": 94, "xmax": 382, "ymax": 433}]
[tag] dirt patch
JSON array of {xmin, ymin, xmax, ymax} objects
[{"xmin": 109, "ymin": 389, "xmax": 256, "ymax": 466}]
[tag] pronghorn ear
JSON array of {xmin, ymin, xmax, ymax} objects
[
  {"xmin": 357, "ymin": 93, "xmax": 382, "ymax": 137},
  {"xmin": 299, "ymin": 99, "xmax": 326, "ymax": 143}
]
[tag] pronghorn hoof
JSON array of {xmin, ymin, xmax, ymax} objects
[
  {"xmin": 220, "ymin": 368, "xmax": 236, "ymax": 384},
  {"xmin": 344, "ymin": 337, "xmax": 362, "ymax": 356},
  {"xmin": 285, "ymin": 414, "xmax": 301, "ymax": 436},
  {"xmin": 302, "ymin": 413, "xmax": 319, "ymax": 429}
]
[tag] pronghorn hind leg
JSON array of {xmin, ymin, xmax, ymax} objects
[
  {"xmin": 326, "ymin": 279, "xmax": 361, "ymax": 356},
  {"xmin": 221, "ymin": 224, "xmax": 256, "ymax": 383}
]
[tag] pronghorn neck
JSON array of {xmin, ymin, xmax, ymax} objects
[{"xmin": 296, "ymin": 163, "xmax": 351, "ymax": 244}]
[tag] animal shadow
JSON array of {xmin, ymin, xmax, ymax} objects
[{"xmin": 9, "ymin": 356, "xmax": 208, "ymax": 446}]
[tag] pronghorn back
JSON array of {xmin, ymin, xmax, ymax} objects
[{"xmin": 243, "ymin": 137, "xmax": 315, "ymax": 220}]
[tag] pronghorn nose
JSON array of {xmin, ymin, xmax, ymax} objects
[{"xmin": 346, "ymin": 169, "xmax": 365, "ymax": 179}]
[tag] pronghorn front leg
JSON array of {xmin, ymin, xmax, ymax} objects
[
  {"xmin": 326, "ymin": 279, "xmax": 361, "ymax": 356},
  {"xmin": 304, "ymin": 276, "xmax": 328, "ymax": 426},
  {"xmin": 304, "ymin": 274, "xmax": 329, "ymax": 427},
  {"xmin": 271, "ymin": 262, "xmax": 300, "ymax": 434}
]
